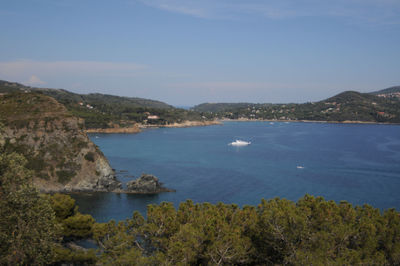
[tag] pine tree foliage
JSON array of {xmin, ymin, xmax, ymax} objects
[
  {"xmin": 92, "ymin": 197, "xmax": 400, "ymax": 265},
  {"xmin": 0, "ymin": 152, "xmax": 59, "ymax": 265}
]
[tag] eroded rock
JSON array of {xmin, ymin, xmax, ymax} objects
[
  {"xmin": 0, "ymin": 92, "xmax": 121, "ymax": 193},
  {"xmin": 126, "ymin": 174, "xmax": 174, "ymax": 194}
]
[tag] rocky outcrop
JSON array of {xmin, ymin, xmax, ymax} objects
[
  {"xmin": 0, "ymin": 92, "xmax": 121, "ymax": 192},
  {"xmin": 125, "ymin": 174, "xmax": 174, "ymax": 194}
]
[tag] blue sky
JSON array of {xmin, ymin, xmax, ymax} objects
[{"xmin": 0, "ymin": 0, "xmax": 399, "ymax": 105}]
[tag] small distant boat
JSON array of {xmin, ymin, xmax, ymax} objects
[
  {"xmin": 95, "ymin": 136, "xmax": 100, "ymax": 139},
  {"xmin": 269, "ymin": 122, "xmax": 274, "ymax": 125},
  {"xmin": 297, "ymin": 166, "xmax": 304, "ymax": 169},
  {"xmin": 229, "ymin": 140, "xmax": 251, "ymax": 146}
]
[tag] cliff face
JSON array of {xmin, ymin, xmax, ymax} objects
[{"xmin": 0, "ymin": 92, "xmax": 121, "ymax": 192}]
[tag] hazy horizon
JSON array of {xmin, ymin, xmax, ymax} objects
[
  {"xmin": 1, "ymin": 0, "xmax": 399, "ymax": 105},
  {"xmin": 4, "ymin": 78, "xmax": 396, "ymax": 108}
]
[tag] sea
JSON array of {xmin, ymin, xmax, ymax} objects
[{"xmin": 71, "ymin": 121, "xmax": 400, "ymax": 222}]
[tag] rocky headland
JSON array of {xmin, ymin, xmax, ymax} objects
[{"xmin": 0, "ymin": 92, "xmax": 121, "ymax": 192}]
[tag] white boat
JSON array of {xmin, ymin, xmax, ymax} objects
[
  {"xmin": 229, "ymin": 140, "xmax": 251, "ymax": 146},
  {"xmin": 297, "ymin": 166, "xmax": 304, "ymax": 169}
]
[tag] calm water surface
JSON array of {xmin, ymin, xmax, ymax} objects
[{"xmin": 72, "ymin": 122, "xmax": 400, "ymax": 222}]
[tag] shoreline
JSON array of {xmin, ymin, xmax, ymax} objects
[
  {"xmin": 218, "ymin": 118, "xmax": 400, "ymax": 125},
  {"xmin": 141, "ymin": 120, "xmax": 221, "ymax": 129},
  {"xmin": 85, "ymin": 126, "xmax": 141, "ymax": 134},
  {"xmin": 84, "ymin": 118, "xmax": 399, "ymax": 134},
  {"xmin": 85, "ymin": 120, "xmax": 221, "ymax": 133}
]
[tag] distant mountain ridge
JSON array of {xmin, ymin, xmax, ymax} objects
[
  {"xmin": 1, "ymin": 80, "xmax": 399, "ymax": 124},
  {"xmin": 193, "ymin": 102, "xmax": 271, "ymax": 113},
  {"xmin": 0, "ymin": 80, "xmax": 206, "ymax": 129},
  {"xmin": 370, "ymin": 86, "xmax": 400, "ymax": 95},
  {"xmin": 193, "ymin": 86, "xmax": 400, "ymax": 113},
  {"xmin": 0, "ymin": 80, "xmax": 173, "ymax": 109},
  {"xmin": 193, "ymin": 88, "xmax": 400, "ymax": 123}
]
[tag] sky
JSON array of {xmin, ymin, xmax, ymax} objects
[{"xmin": 0, "ymin": 0, "xmax": 399, "ymax": 106}]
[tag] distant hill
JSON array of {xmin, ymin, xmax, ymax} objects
[
  {"xmin": 193, "ymin": 90, "xmax": 400, "ymax": 123},
  {"xmin": 0, "ymin": 80, "xmax": 173, "ymax": 109},
  {"xmin": 0, "ymin": 80, "xmax": 205, "ymax": 128},
  {"xmin": 2, "ymin": 80, "xmax": 400, "ymax": 125},
  {"xmin": 370, "ymin": 86, "xmax": 400, "ymax": 99},
  {"xmin": 193, "ymin": 102, "xmax": 272, "ymax": 113}
]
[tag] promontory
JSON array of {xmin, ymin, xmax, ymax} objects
[{"xmin": 0, "ymin": 92, "xmax": 121, "ymax": 192}]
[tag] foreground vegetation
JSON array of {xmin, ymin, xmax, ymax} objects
[
  {"xmin": 1, "ymin": 145, "xmax": 400, "ymax": 265},
  {"xmin": 92, "ymin": 197, "xmax": 400, "ymax": 265}
]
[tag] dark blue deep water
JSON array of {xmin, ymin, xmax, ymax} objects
[{"xmin": 72, "ymin": 122, "xmax": 400, "ymax": 222}]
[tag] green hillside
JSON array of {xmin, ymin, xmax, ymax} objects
[
  {"xmin": 194, "ymin": 90, "xmax": 400, "ymax": 123},
  {"xmin": 370, "ymin": 86, "xmax": 400, "ymax": 95},
  {"xmin": 193, "ymin": 102, "xmax": 269, "ymax": 113},
  {"xmin": 0, "ymin": 80, "xmax": 172, "ymax": 109},
  {"xmin": 2, "ymin": 80, "xmax": 400, "ymax": 125},
  {"xmin": 0, "ymin": 80, "xmax": 205, "ymax": 128}
]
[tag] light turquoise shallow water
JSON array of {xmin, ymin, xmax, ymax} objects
[{"xmin": 72, "ymin": 122, "xmax": 400, "ymax": 222}]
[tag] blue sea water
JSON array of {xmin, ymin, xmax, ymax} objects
[{"xmin": 72, "ymin": 122, "xmax": 400, "ymax": 222}]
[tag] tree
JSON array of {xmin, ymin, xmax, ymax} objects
[{"xmin": 0, "ymin": 151, "xmax": 59, "ymax": 265}]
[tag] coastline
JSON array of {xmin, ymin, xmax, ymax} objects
[
  {"xmin": 85, "ymin": 120, "xmax": 221, "ymax": 134},
  {"xmin": 219, "ymin": 118, "xmax": 400, "ymax": 125},
  {"xmin": 86, "ymin": 126, "xmax": 141, "ymax": 134},
  {"xmin": 141, "ymin": 120, "xmax": 221, "ymax": 129},
  {"xmin": 112, "ymin": 188, "xmax": 176, "ymax": 194},
  {"xmin": 84, "ymin": 118, "xmax": 398, "ymax": 134}
]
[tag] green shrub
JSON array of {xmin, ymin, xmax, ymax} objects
[
  {"xmin": 92, "ymin": 196, "xmax": 400, "ymax": 265},
  {"xmin": 38, "ymin": 172, "xmax": 50, "ymax": 180},
  {"xmin": 74, "ymin": 139, "xmax": 88, "ymax": 149},
  {"xmin": 48, "ymin": 193, "xmax": 77, "ymax": 221},
  {"xmin": 62, "ymin": 213, "xmax": 95, "ymax": 238},
  {"xmin": 26, "ymin": 156, "xmax": 47, "ymax": 173},
  {"xmin": 53, "ymin": 246, "xmax": 97, "ymax": 265},
  {"xmin": 56, "ymin": 170, "xmax": 76, "ymax": 184},
  {"xmin": 84, "ymin": 152, "xmax": 95, "ymax": 162}
]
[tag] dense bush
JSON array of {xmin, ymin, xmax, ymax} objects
[
  {"xmin": 53, "ymin": 246, "xmax": 97, "ymax": 265},
  {"xmin": 48, "ymin": 193, "xmax": 77, "ymax": 221},
  {"xmin": 84, "ymin": 151, "xmax": 95, "ymax": 162},
  {"xmin": 56, "ymin": 170, "xmax": 76, "ymax": 184},
  {"xmin": 0, "ymin": 152, "xmax": 59, "ymax": 265},
  {"xmin": 93, "ymin": 197, "xmax": 400, "ymax": 265},
  {"xmin": 62, "ymin": 213, "xmax": 95, "ymax": 238}
]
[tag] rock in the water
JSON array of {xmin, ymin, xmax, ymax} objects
[{"xmin": 126, "ymin": 174, "xmax": 173, "ymax": 194}]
